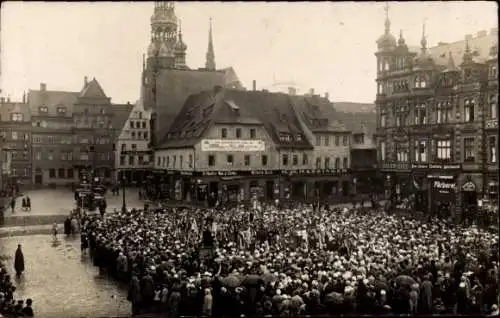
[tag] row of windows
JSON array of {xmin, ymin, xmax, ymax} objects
[
  {"xmin": 7, "ymin": 168, "xmax": 30, "ymax": 177},
  {"xmin": 380, "ymin": 96, "xmax": 498, "ymax": 127},
  {"xmin": 380, "ymin": 137, "xmax": 497, "ymax": 163},
  {"xmin": 221, "ymin": 128, "xmax": 257, "ymax": 139},
  {"xmin": 119, "ymin": 155, "xmax": 154, "ymax": 166},
  {"xmin": 314, "ymin": 157, "xmax": 349, "ymax": 169},
  {"xmin": 315, "ymin": 135, "xmax": 350, "ymax": 147},
  {"xmin": 157, "ymin": 155, "xmax": 194, "ymax": 169},
  {"xmin": 130, "ymin": 120, "xmax": 147, "ymax": 129},
  {"xmin": 128, "ymin": 131, "xmax": 148, "ymax": 140},
  {"xmin": 34, "ymin": 151, "xmax": 113, "ymax": 161},
  {"xmin": 9, "ymin": 151, "xmax": 30, "ymax": 160},
  {"xmin": 7, "ymin": 132, "xmax": 30, "ymax": 141},
  {"xmin": 48, "ymin": 168, "xmax": 75, "ymax": 179},
  {"xmin": 31, "ymin": 135, "xmax": 111, "ymax": 145}
]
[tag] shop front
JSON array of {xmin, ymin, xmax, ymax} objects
[{"xmin": 427, "ymin": 175, "xmax": 457, "ymax": 219}]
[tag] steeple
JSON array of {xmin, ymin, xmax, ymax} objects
[
  {"xmin": 446, "ymin": 51, "xmax": 456, "ymax": 70},
  {"xmin": 174, "ymin": 19, "xmax": 188, "ymax": 69},
  {"xmin": 420, "ymin": 21, "xmax": 427, "ymax": 54},
  {"xmin": 148, "ymin": 1, "xmax": 177, "ymax": 67},
  {"xmin": 463, "ymin": 37, "xmax": 473, "ymax": 63},
  {"xmin": 384, "ymin": 2, "xmax": 390, "ymax": 35},
  {"xmin": 205, "ymin": 17, "xmax": 216, "ymax": 71},
  {"xmin": 398, "ymin": 29, "xmax": 406, "ymax": 47},
  {"xmin": 376, "ymin": 2, "xmax": 396, "ymax": 51}
]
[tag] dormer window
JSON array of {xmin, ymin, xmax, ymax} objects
[
  {"xmin": 296, "ymin": 134, "xmax": 303, "ymax": 142},
  {"xmin": 39, "ymin": 106, "xmax": 48, "ymax": 114},
  {"xmin": 100, "ymin": 108, "xmax": 105, "ymax": 115},
  {"xmin": 56, "ymin": 106, "xmax": 66, "ymax": 115}
]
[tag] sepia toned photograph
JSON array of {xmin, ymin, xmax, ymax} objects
[{"xmin": 0, "ymin": 1, "xmax": 498, "ymax": 317}]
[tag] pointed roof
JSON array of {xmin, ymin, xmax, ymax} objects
[
  {"xmin": 79, "ymin": 78, "xmax": 108, "ymax": 100},
  {"xmin": 205, "ymin": 17, "xmax": 216, "ymax": 70}
]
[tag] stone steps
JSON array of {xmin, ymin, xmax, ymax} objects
[{"xmin": 0, "ymin": 224, "xmax": 63, "ymax": 238}]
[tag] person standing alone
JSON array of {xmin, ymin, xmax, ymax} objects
[{"xmin": 14, "ymin": 244, "xmax": 25, "ymax": 278}]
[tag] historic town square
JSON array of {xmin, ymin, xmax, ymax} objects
[{"xmin": 1, "ymin": 1, "xmax": 498, "ymax": 317}]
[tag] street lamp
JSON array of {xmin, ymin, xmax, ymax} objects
[{"xmin": 121, "ymin": 176, "xmax": 126, "ymax": 213}]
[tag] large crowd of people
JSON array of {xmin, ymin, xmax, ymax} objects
[
  {"xmin": 81, "ymin": 202, "xmax": 499, "ymax": 316},
  {"xmin": 0, "ymin": 256, "xmax": 34, "ymax": 317}
]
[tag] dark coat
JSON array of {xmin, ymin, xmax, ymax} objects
[{"xmin": 15, "ymin": 248, "xmax": 25, "ymax": 273}]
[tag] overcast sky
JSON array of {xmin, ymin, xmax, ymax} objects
[{"xmin": 1, "ymin": 1, "xmax": 497, "ymax": 104}]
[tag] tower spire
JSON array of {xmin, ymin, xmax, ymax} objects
[
  {"xmin": 420, "ymin": 20, "xmax": 427, "ymax": 53},
  {"xmin": 205, "ymin": 17, "xmax": 216, "ymax": 71},
  {"xmin": 384, "ymin": 2, "xmax": 390, "ymax": 35}
]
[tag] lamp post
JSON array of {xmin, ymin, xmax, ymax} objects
[{"xmin": 121, "ymin": 176, "xmax": 126, "ymax": 213}]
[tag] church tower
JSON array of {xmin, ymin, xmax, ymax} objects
[
  {"xmin": 205, "ymin": 18, "xmax": 216, "ymax": 71},
  {"xmin": 143, "ymin": 1, "xmax": 180, "ymax": 111}
]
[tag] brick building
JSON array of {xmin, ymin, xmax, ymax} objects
[
  {"xmin": 27, "ymin": 79, "xmax": 131, "ymax": 187},
  {"xmin": 0, "ymin": 97, "xmax": 32, "ymax": 187},
  {"xmin": 154, "ymin": 86, "xmax": 354, "ymax": 203},
  {"xmin": 374, "ymin": 7, "xmax": 498, "ymax": 215}
]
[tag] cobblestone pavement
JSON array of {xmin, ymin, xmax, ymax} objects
[
  {"xmin": 0, "ymin": 235, "xmax": 130, "ymax": 317},
  {"xmin": 4, "ymin": 188, "xmax": 144, "ymax": 217}
]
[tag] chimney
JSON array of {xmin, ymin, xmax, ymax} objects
[
  {"xmin": 40, "ymin": 83, "xmax": 46, "ymax": 91},
  {"xmin": 476, "ymin": 30, "xmax": 487, "ymax": 37},
  {"xmin": 465, "ymin": 34, "xmax": 473, "ymax": 41},
  {"xmin": 84, "ymin": 76, "xmax": 88, "ymax": 86},
  {"xmin": 324, "ymin": 92, "xmax": 329, "ymax": 100},
  {"xmin": 252, "ymin": 80, "xmax": 256, "ymax": 91},
  {"xmin": 288, "ymin": 87, "xmax": 296, "ymax": 95},
  {"xmin": 309, "ymin": 88, "xmax": 314, "ymax": 96},
  {"xmin": 490, "ymin": 28, "xmax": 498, "ymax": 36}
]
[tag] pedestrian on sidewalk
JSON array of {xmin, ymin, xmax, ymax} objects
[
  {"xmin": 52, "ymin": 222, "xmax": 58, "ymax": 239},
  {"xmin": 10, "ymin": 198, "xmax": 15, "ymax": 214},
  {"xmin": 26, "ymin": 196, "xmax": 31, "ymax": 211},
  {"xmin": 14, "ymin": 244, "xmax": 24, "ymax": 278}
]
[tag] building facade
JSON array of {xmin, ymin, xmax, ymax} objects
[
  {"xmin": 115, "ymin": 99, "xmax": 153, "ymax": 185},
  {"xmin": 27, "ymin": 79, "xmax": 131, "ymax": 187},
  {"xmin": 154, "ymin": 87, "xmax": 355, "ymax": 204},
  {"xmin": 0, "ymin": 97, "xmax": 32, "ymax": 188},
  {"xmin": 374, "ymin": 7, "xmax": 498, "ymax": 215}
]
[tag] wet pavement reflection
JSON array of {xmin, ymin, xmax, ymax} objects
[{"xmin": 1, "ymin": 235, "xmax": 130, "ymax": 317}]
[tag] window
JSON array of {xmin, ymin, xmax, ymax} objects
[
  {"xmin": 343, "ymin": 157, "xmax": 348, "ymax": 169},
  {"xmin": 24, "ymin": 133, "xmax": 29, "ymax": 141},
  {"xmin": 335, "ymin": 136, "xmax": 340, "ymax": 146},
  {"xmin": 414, "ymin": 140, "xmax": 428, "ymax": 162},
  {"xmin": 68, "ymin": 152, "xmax": 73, "ymax": 161},
  {"xmin": 207, "ymin": 155, "xmax": 215, "ymax": 166},
  {"xmin": 236, "ymin": 128, "xmax": 242, "ymax": 139},
  {"xmin": 56, "ymin": 107, "xmax": 66, "ymax": 115},
  {"xmin": 67, "ymin": 169, "xmax": 74, "ymax": 179},
  {"xmin": 131, "ymin": 144, "xmax": 137, "ymax": 150},
  {"xmin": 138, "ymin": 112, "xmax": 142, "ymax": 119},
  {"xmin": 250, "ymin": 129, "xmax": 256, "ymax": 139},
  {"xmin": 489, "ymin": 136, "xmax": 497, "ymax": 163},
  {"xmin": 137, "ymin": 132, "xmax": 142, "ymax": 139},
  {"xmin": 395, "ymin": 104, "xmax": 406, "ymax": 127},
  {"xmin": 244, "ymin": 155, "xmax": 251, "ymax": 166},
  {"xmin": 316, "ymin": 136, "xmax": 321, "ymax": 146},
  {"xmin": 39, "ymin": 106, "xmax": 48, "ymax": 114},
  {"xmin": 463, "ymin": 137, "xmax": 475, "ymax": 162},
  {"xmin": 130, "ymin": 121, "xmax": 134, "ymax": 129},
  {"xmin": 143, "ymin": 132, "xmax": 148, "ymax": 140},
  {"xmin": 436, "ymin": 101, "xmax": 452, "ymax": 124},
  {"xmin": 179, "ymin": 155, "xmax": 183, "ymax": 168},
  {"xmin": 315, "ymin": 157, "xmax": 321, "ymax": 169},
  {"xmin": 121, "ymin": 144, "xmax": 126, "ymax": 151},
  {"xmin": 35, "ymin": 151, "xmax": 42, "ymax": 160},
  {"xmin": 261, "ymin": 155, "xmax": 268, "ymax": 166},
  {"xmin": 464, "ymin": 99, "xmax": 475, "ymax": 122},
  {"xmin": 128, "ymin": 155, "xmax": 135, "ymax": 165},
  {"xmin": 395, "ymin": 142, "xmax": 409, "ymax": 162},
  {"xmin": 226, "ymin": 154, "xmax": 233, "ymax": 165},
  {"xmin": 282, "ymin": 154, "xmax": 289, "ymax": 166},
  {"xmin": 324, "ymin": 136, "xmax": 329, "ymax": 146},
  {"xmin": 342, "ymin": 135, "xmax": 348, "ymax": 146},
  {"xmin": 33, "ymin": 136, "xmax": 42, "ymax": 143},
  {"xmin": 489, "ymin": 94, "xmax": 497, "ymax": 119},
  {"xmin": 188, "ymin": 154, "xmax": 193, "ymax": 168},
  {"xmin": 80, "ymin": 152, "xmax": 89, "ymax": 160},
  {"xmin": 58, "ymin": 168, "xmax": 65, "ymax": 178},
  {"xmin": 380, "ymin": 141, "xmax": 386, "ymax": 161},
  {"xmin": 415, "ymin": 103, "xmax": 427, "ymax": 125},
  {"xmin": 173, "ymin": 156, "xmax": 177, "ymax": 167},
  {"xmin": 436, "ymin": 140, "xmax": 451, "ymax": 160},
  {"xmin": 335, "ymin": 157, "xmax": 340, "ymax": 169},
  {"xmin": 11, "ymin": 113, "xmax": 24, "ymax": 121},
  {"xmin": 48, "ymin": 136, "xmax": 55, "ymax": 144},
  {"xmin": 415, "ymin": 75, "xmax": 426, "ymax": 88},
  {"xmin": 48, "ymin": 150, "xmax": 53, "ymax": 160},
  {"xmin": 380, "ymin": 112, "xmax": 387, "ymax": 128},
  {"xmin": 49, "ymin": 168, "xmax": 56, "ymax": 178},
  {"xmin": 302, "ymin": 154, "xmax": 308, "ymax": 165},
  {"xmin": 221, "ymin": 128, "xmax": 228, "ymax": 138},
  {"xmin": 131, "ymin": 132, "xmax": 136, "ymax": 139},
  {"xmin": 11, "ymin": 132, "xmax": 18, "ymax": 140},
  {"xmin": 167, "ymin": 156, "xmax": 170, "ymax": 167},
  {"xmin": 60, "ymin": 152, "xmax": 67, "ymax": 160},
  {"xmin": 292, "ymin": 155, "xmax": 298, "ymax": 165},
  {"xmin": 324, "ymin": 157, "xmax": 330, "ymax": 169}
]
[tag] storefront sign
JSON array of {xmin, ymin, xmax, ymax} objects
[
  {"xmin": 411, "ymin": 163, "xmax": 461, "ymax": 170},
  {"xmin": 486, "ymin": 119, "xmax": 498, "ymax": 129},
  {"xmin": 428, "ymin": 175, "xmax": 456, "ymax": 196},
  {"xmin": 280, "ymin": 169, "xmax": 348, "ymax": 176},
  {"xmin": 382, "ymin": 162, "xmax": 409, "ymax": 170},
  {"xmin": 462, "ymin": 181, "xmax": 476, "ymax": 192},
  {"xmin": 201, "ymin": 139, "xmax": 265, "ymax": 152}
]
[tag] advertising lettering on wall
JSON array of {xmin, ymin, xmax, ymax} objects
[
  {"xmin": 201, "ymin": 139, "xmax": 265, "ymax": 152},
  {"xmin": 428, "ymin": 175, "xmax": 456, "ymax": 195}
]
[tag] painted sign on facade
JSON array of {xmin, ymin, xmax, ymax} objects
[{"xmin": 201, "ymin": 139, "xmax": 265, "ymax": 152}]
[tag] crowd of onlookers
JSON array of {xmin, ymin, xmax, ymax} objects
[
  {"xmin": 80, "ymin": 202, "xmax": 499, "ymax": 316},
  {"xmin": 0, "ymin": 260, "xmax": 34, "ymax": 317}
]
